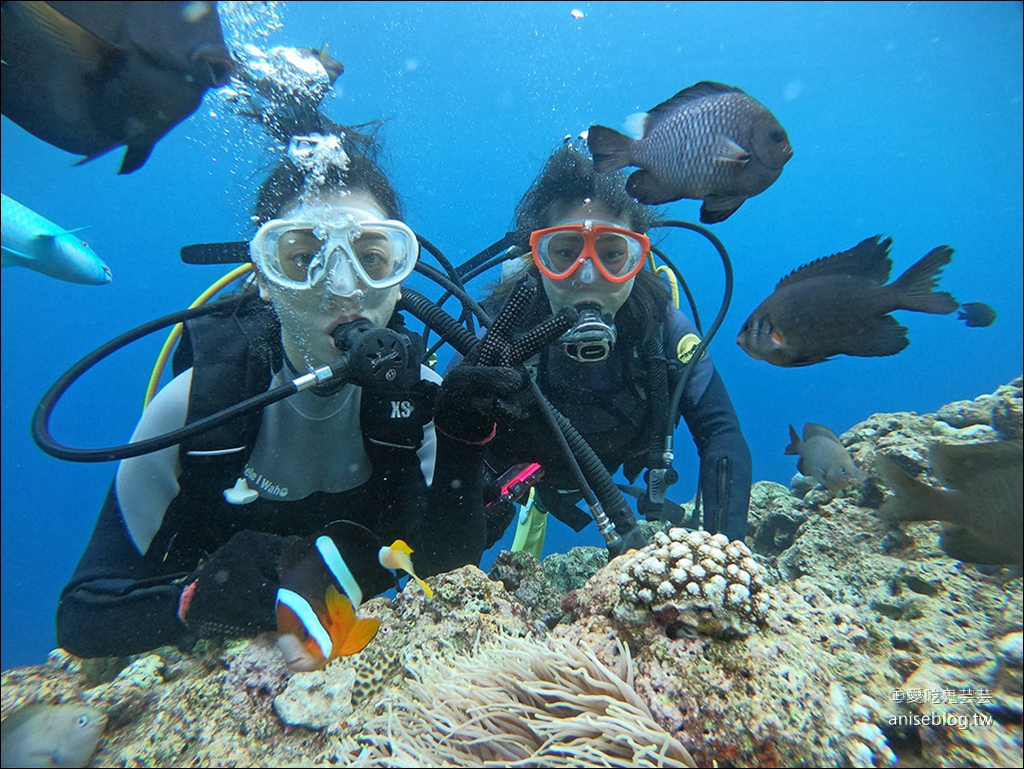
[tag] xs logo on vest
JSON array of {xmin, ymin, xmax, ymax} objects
[{"xmin": 390, "ymin": 400, "xmax": 413, "ymax": 418}]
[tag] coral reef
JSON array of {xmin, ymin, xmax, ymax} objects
[{"xmin": 2, "ymin": 377, "xmax": 1021, "ymax": 767}]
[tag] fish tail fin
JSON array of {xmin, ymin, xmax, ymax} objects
[
  {"xmin": 875, "ymin": 454, "xmax": 953, "ymax": 523},
  {"xmin": 892, "ymin": 246, "xmax": 959, "ymax": 314},
  {"xmin": 380, "ymin": 540, "xmax": 434, "ymax": 600},
  {"xmin": 587, "ymin": 124, "xmax": 634, "ymax": 173},
  {"xmin": 783, "ymin": 424, "xmax": 801, "ymax": 455}
]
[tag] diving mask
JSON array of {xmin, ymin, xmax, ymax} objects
[
  {"xmin": 250, "ymin": 212, "xmax": 418, "ymax": 293},
  {"xmin": 530, "ymin": 220, "xmax": 649, "ymax": 284}
]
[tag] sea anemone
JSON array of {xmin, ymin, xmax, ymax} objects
[{"xmin": 348, "ymin": 634, "xmax": 695, "ymax": 767}]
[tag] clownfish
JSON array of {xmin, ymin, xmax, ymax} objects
[{"xmin": 275, "ymin": 520, "xmax": 433, "ymax": 672}]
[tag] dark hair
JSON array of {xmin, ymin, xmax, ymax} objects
[
  {"xmin": 511, "ymin": 141, "xmax": 659, "ymax": 248},
  {"xmin": 253, "ymin": 125, "xmax": 403, "ymax": 226}
]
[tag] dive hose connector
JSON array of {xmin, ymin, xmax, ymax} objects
[
  {"xmin": 294, "ymin": 364, "xmax": 337, "ymax": 392},
  {"xmin": 560, "ymin": 304, "xmax": 616, "ymax": 363},
  {"xmin": 589, "ymin": 501, "xmax": 621, "ymax": 551}
]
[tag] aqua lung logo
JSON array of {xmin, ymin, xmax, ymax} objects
[
  {"xmin": 676, "ymin": 333, "xmax": 704, "ymax": 364},
  {"xmin": 390, "ymin": 400, "xmax": 413, "ymax": 418}
]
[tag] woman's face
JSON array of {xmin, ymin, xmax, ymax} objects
[
  {"xmin": 254, "ymin": 190, "xmax": 404, "ymax": 371},
  {"xmin": 540, "ymin": 200, "xmax": 637, "ymax": 318}
]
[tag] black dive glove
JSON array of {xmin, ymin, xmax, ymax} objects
[
  {"xmin": 434, "ymin": 275, "xmax": 577, "ymax": 445},
  {"xmin": 177, "ymin": 530, "xmax": 298, "ymax": 638},
  {"xmin": 434, "ymin": 364, "xmax": 531, "ymax": 444}
]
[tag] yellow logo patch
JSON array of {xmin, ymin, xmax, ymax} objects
[{"xmin": 676, "ymin": 333, "xmax": 704, "ymax": 364}]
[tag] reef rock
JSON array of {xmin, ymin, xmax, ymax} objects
[{"xmin": 1, "ymin": 378, "xmax": 1020, "ymax": 768}]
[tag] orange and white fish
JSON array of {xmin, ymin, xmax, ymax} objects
[{"xmin": 275, "ymin": 520, "xmax": 432, "ymax": 671}]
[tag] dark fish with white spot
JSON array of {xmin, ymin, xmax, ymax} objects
[
  {"xmin": 737, "ymin": 235, "xmax": 959, "ymax": 367},
  {"xmin": 0, "ymin": 0, "xmax": 235, "ymax": 174},
  {"xmin": 957, "ymin": 302, "xmax": 996, "ymax": 328},
  {"xmin": 0, "ymin": 703, "xmax": 107, "ymax": 768},
  {"xmin": 785, "ymin": 423, "xmax": 864, "ymax": 493},
  {"xmin": 876, "ymin": 440, "xmax": 1023, "ymax": 565},
  {"xmin": 587, "ymin": 81, "xmax": 793, "ymax": 222}
]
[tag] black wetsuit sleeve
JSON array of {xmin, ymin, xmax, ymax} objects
[
  {"xmin": 56, "ymin": 482, "xmax": 191, "ymax": 658},
  {"xmin": 412, "ymin": 432, "xmax": 488, "ymax": 577},
  {"xmin": 679, "ymin": 368, "xmax": 753, "ymax": 541}
]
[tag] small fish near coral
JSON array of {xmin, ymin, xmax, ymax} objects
[
  {"xmin": 1, "ymin": 193, "xmax": 112, "ymax": 284},
  {"xmin": 0, "ymin": 702, "xmax": 107, "ymax": 769},
  {"xmin": 0, "ymin": 0, "xmax": 235, "ymax": 174},
  {"xmin": 275, "ymin": 520, "xmax": 433, "ymax": 672},
  {"xmin": 737, "ymin": 235, "xmax": 959, "ymax": 367},
  {"xmin": 875, "ymin": 439, "xmax": 1023, "ymax": 566},
  {"xmin": 957, "ymin": 301, "xmax": 997, "ymax": 328},
  {"xmin": 587, "ymin": 80, "xmax": 793, "ymax": 222},
  {"xmin": 785, "ymin": 423, "xmax": 864, "ymax": 493}
]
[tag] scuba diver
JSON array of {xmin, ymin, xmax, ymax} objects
[
  {"xmin": 55, "ymin": 131, "xmax": 496, "ymax": 658},
  {"xmin": 442, "ymin": 142, "xmax": 752, "ymax": 555}
]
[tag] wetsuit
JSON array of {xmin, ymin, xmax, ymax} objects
[
  {"xmin": 486, "ymin": 298, "xmax": 752, "ymax": 543},
  {"xmin": 57, "ymin": 307, "xmax": 487, "ymax": 658}
]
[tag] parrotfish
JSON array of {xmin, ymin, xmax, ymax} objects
[
  {"xmin": 275, "ymin": 520, "xmax": 433, "ymax": 672},
  {"xmin": 1, "ymin": 193, "xmax": 112, "ymax": 284},
  {"xmin": 737, "ymin": 236, "xmax": 958, "ymax": 367},
  {"xmin": 0, "ymin": 703, "xmax": 107, "ymax": 768},
  {"xmin": 588, "ymin": 81, "xmax": 792, "ymax": 222}
]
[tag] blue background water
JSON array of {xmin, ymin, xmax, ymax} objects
[{"xmin": 2, "ymin": 1, "xmax": 1021, "ymax": 672}]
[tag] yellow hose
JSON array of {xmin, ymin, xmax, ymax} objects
[
  {"xmin": 143, "ymin": 264, "xmax": 254, "ymax": 409},
  {"xmin": 648, "ymin": 253, "xmax": 680, "ymax": 309}
]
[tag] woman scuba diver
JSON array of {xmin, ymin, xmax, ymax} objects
[
  {"xmin": 437, "ymin": 142, "xmax": 752, "ymax": 555},
  {"xmin": 56, "ymin": 130, "xmax": 495, "ymax": 659}
]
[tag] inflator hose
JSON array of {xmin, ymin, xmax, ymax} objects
[{"xmin": 398, "ymin": 289, "xmax": 641, "ymax": 541}]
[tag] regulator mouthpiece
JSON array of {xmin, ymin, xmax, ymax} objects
[
  {"xmin": 559, "ymin": 304, "xmax": 616, "ymax": 363},
  {"xmin": 329, "ymin": 320, "xmax": 414, "ymax": 390}
]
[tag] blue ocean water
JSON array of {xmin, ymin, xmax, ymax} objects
[{"xmin": 1, "ymin": 1, "xmax": 1020, "ymax": 673}]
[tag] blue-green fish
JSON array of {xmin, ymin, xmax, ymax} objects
[
  {"xmin": 1, "ymin": 194, "xmax": 112, "ymax": 284},
  {"xmin": 0, "ymin": 702, "xmax": 107, "ymax": 768}
]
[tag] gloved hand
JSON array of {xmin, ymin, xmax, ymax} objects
[
  {"xmin": 177, "ymin": 530, "xmax": 298, "ymax": 638},
  {"xmin": 434, "ymin": 274, "xmax": 577, "ymax": 444},
  {"xmin": 433, "ymin": 364, "xmax": 531, "ymax": 444}
]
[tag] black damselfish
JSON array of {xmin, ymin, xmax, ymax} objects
[
  {"xmin": 588, "ymin": 81, "xmax": 792, "ymax": 223},
  {"xmin": 957, "ymin": 302, "xmax": 997, "ymax": 328},
  {"xmin": 737, "ymin": 236, "xmax": 959, "ymax": 367},
  {"xmin": 1, "ymin": 0, "xmax": 234, "ymax": 174}
]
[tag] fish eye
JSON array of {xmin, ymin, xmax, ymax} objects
[
  {"xmin": 77, "ymin": 714, "xmax": 91, "ymax": 727},
  {"xmin": 770, "ymin": 130, "xmax": 785, "ymax": 143}
]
